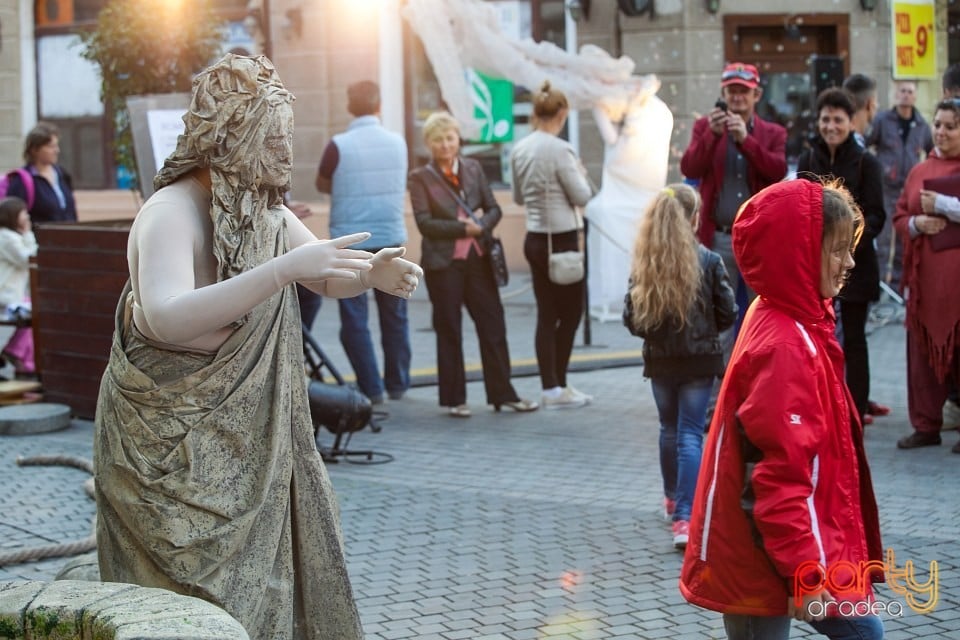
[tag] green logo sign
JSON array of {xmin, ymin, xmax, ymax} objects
[{"xmin": 467, "ymin": 69, "xmax": 513, "ymax": 143}]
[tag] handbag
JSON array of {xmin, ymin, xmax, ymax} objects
[
  {"xmin": 549, "ymin": 249, "xmax": 584, "ymax": 285},
  {"xmin": 426, "ymin": 165, "xmax": 508, "ymax": 287},
  {"xmin": 547, "ymin": 208, "xmax": 585, "ymax": 285},
  {"xmin": 487, "ymin": 235, "xmax": 509, "ymax": 287}
]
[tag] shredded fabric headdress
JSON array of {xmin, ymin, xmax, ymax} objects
[{"xmin": 155, "ymin": 54, "xmax": 295, "ymax": 282}]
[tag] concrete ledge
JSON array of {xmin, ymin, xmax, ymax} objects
[
  {"xmin": 0, "ymin": 404, "xmax": 71, "ymax": 436},
  {"xmin": 0, "ymin": 580, "xmax": 249, "ymax": 639}
]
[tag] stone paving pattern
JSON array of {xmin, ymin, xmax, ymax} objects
[{"xmin": 0, "ymin": 276, "xmax": 957, "ymax": 639}]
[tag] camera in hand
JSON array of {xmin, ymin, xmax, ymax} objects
[{"xmin": 714, "ymin": 98, "xmax": 728, "ymax": 112}]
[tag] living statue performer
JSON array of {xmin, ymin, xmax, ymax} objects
[{"xmin": 93, "ymin": 54, "xmax": 421, "ymax": 639}]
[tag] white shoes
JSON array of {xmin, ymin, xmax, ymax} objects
[
  {"xmin": 566, "ymin": 386, "xmax": 593, "ymax": 404},
  {"xmin": 542, "ymin": 387, "xmax": 589, "ymax": 410},
  {"xmin": 942, "ymin": 399, "xmax": 960, "ymax": 431}
]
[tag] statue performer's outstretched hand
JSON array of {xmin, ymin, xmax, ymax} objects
[
  {"xmin": 275, "ymin": 232, "xmax": 374, "ymax": 285},
  {"xmin": 362, "ymin": 247, "xmax": 423, "ymax": 298}
]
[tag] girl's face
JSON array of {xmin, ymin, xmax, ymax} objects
[
  {"xmin": 16, "ymin": 209, "xmax": 29, "ymax": 231},
  {"xmin": 932, "ymin": 108, "xmax": 960, "ymax": 158},
  {"xmin": 820, "ymin": 229, "xmax": 856, "ymax": 298},
  {"xmin": 817, "ymin": 106, "xmax": 852, "ymax": 150},
  {"xmin": 428, "ymin": 128, "xmax": 460, "ymax": 166}
]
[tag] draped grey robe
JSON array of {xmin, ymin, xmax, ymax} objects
[{"xmin": 93, "ymin": 207, "xmax": 363, "ymax": 639}]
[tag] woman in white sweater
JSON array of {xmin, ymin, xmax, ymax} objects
[
  {"xmin": 510, "ymin": 81, "xmax": 595, "ymax": 409},
  {"xmin": 0, "ymin": 196, "xmax": 38, "ymax": 375}
]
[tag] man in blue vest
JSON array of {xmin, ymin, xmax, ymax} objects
[{"xmin": 316, "ymin": 81, "xmax": 410, "ymax": 403}]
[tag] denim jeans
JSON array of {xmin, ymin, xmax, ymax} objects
[
  {"xmin": 650, "ymin": 376, "xmax": 712, "ymax": 522},
  {"xmin": 722, "ymin": 614, "xmax": 884, "ymax": 640},
  {"xmin": 338, "ymin": 288, "xmax": 411, "ymax": 400}
]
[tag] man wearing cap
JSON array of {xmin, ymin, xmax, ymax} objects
[{"xmin": 680, "ymin": 62, "xmax": 787, "ymax": 306}]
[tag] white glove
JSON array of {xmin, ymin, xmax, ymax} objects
[
  {"xmin": 360, "ymin": 247, "xmax": 423, "ymax": 298},
  {"xmin": 273, "ymin": 232, "xmax": 373, "ymax": 286}
]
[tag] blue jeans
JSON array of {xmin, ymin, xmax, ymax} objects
[
  {"xmin": 650, "ymin": 376, "xmax": 712, "ymax": 522},
  {"xmin": 723, "ymin": 614, "xmax": 884, "ymax": 640},
  {"xmin": 338, "ymin": 288, "xmax": 411, "ymax": 400}
]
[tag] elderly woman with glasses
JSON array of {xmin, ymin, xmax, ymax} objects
[
  {"xmin": 408, "ymin": 111, "xmax": 538, "ymax": 417},
  {"xmin": 893, "ymin": 98, "xmax": 960, "ymax": 453}
]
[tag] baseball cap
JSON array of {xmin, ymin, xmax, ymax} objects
[{"xmin": 721, "ymin": 63, "xmax": 760, "ymax": 89}]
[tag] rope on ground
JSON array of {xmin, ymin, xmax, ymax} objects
[{"xmin": 0, "ymin": 455, "xmax": 96, "ymax": 568}]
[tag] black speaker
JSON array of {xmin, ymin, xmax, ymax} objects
[
  {"xmin": 809, "ymin": 55, "xmax": 845, "ymax": 98},
  {"xmin": 618, "ymin": 0, "xmax": 653, "ymax": 16}
]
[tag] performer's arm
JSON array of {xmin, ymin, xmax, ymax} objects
[
  {"xmin": 134, "ymin": 205, "xmax": 373, "ymax": 345},
  {"xmin": 284, "ymin": 208, "xmax": 421, "ymax": 300}
]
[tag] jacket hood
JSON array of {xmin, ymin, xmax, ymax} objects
[{"xmin": 733, "ymin": 180, "xmax": 827, "ymax": 323}]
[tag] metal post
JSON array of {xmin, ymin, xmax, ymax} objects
[{"xmin": 582, "ymin": 218, "xmax": 592, "ymax": 346}]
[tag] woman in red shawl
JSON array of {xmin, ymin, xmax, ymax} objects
[{"xmin": 893, "ymin": 98, "xmax": 960, "ymax": 452}]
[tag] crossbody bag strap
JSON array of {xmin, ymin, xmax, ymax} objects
[
  {"xmin": 424, "ymin": 164, "xmax": 483, "ymax": 227},
  {"xmin": 547, "ymin": 194, "xmax": 583, "ymax": 256}
]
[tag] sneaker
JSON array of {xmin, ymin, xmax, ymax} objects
[
  {"xmin": 896, "ymin": 431, "xmax": 942, "ymax": 449},
  {"xmin": 672, "ymin": 520, "xmax": 690, "ymax": 549},
  {"xmin": 862, "ymin": 414, "xmax": 874, "ymax": 426},
  {"xmin": 943, "ymin": 399, "xmax": 960, "ymax": 431},
  {"xmin": 542, "ymin": 387, "xmax": 588, "ymax": 410},
  {"xmin": 565, "ymin": 386, "xmax": 593, "ymax": 404},
  {"xmin": 663, "ymin": 498, "xmax": 676, "ymax": 521},
  {"xmin": 388, "ymin": 390, "xmax": 406, "ymax": 401}
]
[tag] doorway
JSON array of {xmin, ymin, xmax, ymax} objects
[{"xmin": 723, "ymin": 13, "xmax": 850, "ymax": 171}]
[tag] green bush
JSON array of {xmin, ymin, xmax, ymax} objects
[{"xmin": 79, "ymin": 0, "xmax": 225, "ymax": 191}]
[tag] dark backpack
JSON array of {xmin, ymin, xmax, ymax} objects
[{"xmin": 0, "ymin": 168, "xmax": 36, "ymax": 209}]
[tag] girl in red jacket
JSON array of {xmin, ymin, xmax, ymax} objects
[{"xmin": 680, "ymin": 179, "xmax": 884, "ymax": 639}]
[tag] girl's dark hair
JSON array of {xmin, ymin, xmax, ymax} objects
[
  {"xmin": 532, "ymin": 80, "xmax": 568, "ymax": 120},
  {"xmin": 23, "ymin": 122, "xmax": 59, "ymax": 163},
  {"xmin": 815, "ymin": 88, "xmax": 856, "ymax": 119},
  {"xmin": 0, "ymin": 197, "xmax": 27, "ymax": 231}
]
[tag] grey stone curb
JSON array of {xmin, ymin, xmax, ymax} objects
[{"xmin": 0, "ymin": 580, "xmax": 249, "ymax": 639}]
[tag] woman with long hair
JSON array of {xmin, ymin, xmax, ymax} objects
[
  {"xmin": 511, "ymin": 81, "xmax": 595, "ymax": 409},
  {"xmin": 623, "ymin": 183, "xmax": 736, "ymax": 548}
]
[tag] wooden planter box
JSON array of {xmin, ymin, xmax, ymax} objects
[{"xmin": 33, "ymin": 221, "xmax": 132, "ymax": 419}]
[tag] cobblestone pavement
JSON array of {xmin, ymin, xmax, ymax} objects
[{"xmin": 0, "ymin": 277, "xmax": 957, "ymax": 639}]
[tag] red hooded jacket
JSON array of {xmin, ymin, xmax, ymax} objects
[{"xmin": 679, "ymin": 180, "xmax": 883, "ymax": 616}]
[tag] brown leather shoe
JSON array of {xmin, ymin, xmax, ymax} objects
[{"xmin": 897, "ymin": 431, "xmax": 942, "ymax": 449}]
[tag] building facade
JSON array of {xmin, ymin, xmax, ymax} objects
[{"xmin": 0, "ymin": 0, "xmax": 956, "ymax": 197}]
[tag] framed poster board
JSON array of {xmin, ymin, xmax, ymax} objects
[{"xmin": 127, "ymin": 93, "xmax": 191, "ymax": 199}]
